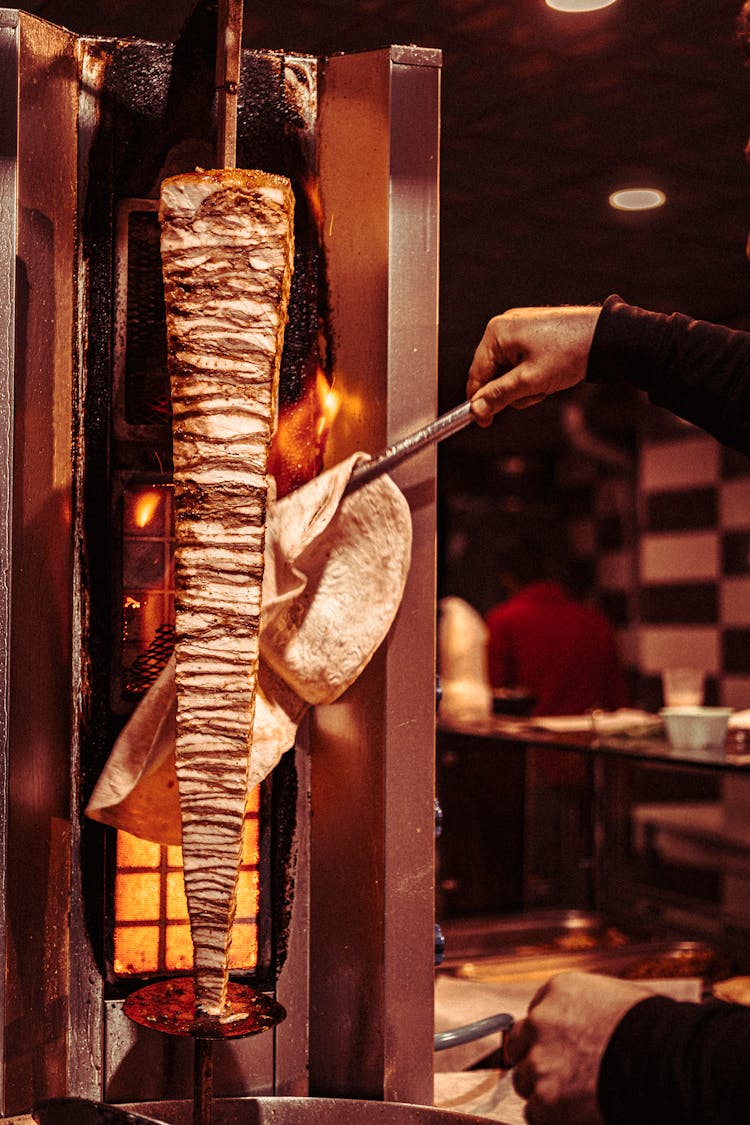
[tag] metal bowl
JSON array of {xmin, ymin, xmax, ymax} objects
[{"xmin": 35, "ymin": 1096, "xmax": 506, "ymax": 1125}]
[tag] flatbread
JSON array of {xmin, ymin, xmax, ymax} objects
[{"xmin": 86, "ymin": 454, "xmax": 412, "ymax": 844}]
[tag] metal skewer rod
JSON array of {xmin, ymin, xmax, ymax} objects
[
  {"xmin": 194, "ymin": 1037, "xmax": 214, "ymax": 1125},
  {"xmin": 216, "ymin": 0, "xmax": 244, "ymax": 168},
  {"xmin": 181, "ymin": 12, "xmax": 245, "ymax": 1124},
  {"xmin": 346, "ymin": 400, "xmax": 475, "ymax": 490}
]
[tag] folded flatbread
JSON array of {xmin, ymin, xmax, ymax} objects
[{"xmin": 86, "ymin": 454, "xmax": 412, "ymax": 845}]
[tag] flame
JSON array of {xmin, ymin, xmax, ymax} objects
[
  {"xmin": 302, "ymin": 176, "xmax": 325, "ymax": 232},
  {"xmin": 269, "ymin": 368, "xmax": 337, "ymax": 498},
  {"xmin": 317, "ymin": 385, "xmax": 341, "ymax": 438},
  {"xmin": 133, "ymin": 490, "xmax": 161, "ymax": 528}
]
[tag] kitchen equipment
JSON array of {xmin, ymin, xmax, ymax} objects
[
  {"xmin": 0, "ymin": 8, "xmax": 440, "ymax": 1115},
  {"xmin": 347, "ymin": 400, "xmax": 474, "ymax": 489},
  {"xmin": 433, "ymin": 1012, "xmax": 514, "ymax": 1051},
  {"xmin": 122, "ymin": 979, "xmax": 286, "ymax": 1125},
  {"xmin": 439, "ymin": 906, "xmax": 728, "ymax": 986},
  {"xmin": 35, "ymin": 1096, "xmax": 507, "ymax": 1125}
]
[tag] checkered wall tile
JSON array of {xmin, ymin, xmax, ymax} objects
[
  {"xmin": 558, "ymin": 466, "xmax": 638, "ymax": 678},
  {"xmin": 638, "ymin": 430, "xmax": 750, "ymax": 710}
]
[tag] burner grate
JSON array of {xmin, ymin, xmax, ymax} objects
[{"xmin": 121, "ymin": 622, "xmax": 175, "ymax": 700}]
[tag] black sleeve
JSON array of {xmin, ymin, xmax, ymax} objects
[
  {"xmin": 598, "ymin": 995, "xmax": 750, "ymax": 1125},
  {"xmin": 587, "ymin": 294, "xmax": 750, "ymax": 456}
]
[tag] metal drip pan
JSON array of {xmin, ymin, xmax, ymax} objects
[
  {"xmin": 439, "ymin": 910, "xmax": 730, "ymax": 986},
  {"xmin": 450, "ymin": 939, "xmax": 723, "ymax": 985},
  {"xmin": 441, "ymin": 910, "xmax": 622, "ymax": 960},
  {"xmin": 35, "ymin": 1097, "xmax": 507, "ymax": 1125}
]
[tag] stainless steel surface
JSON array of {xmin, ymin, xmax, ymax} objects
[
  {"xmin": 311, "ymin": 45, "xmax": 441, "ymax": 1106},
  {"xmin": 441, "ymin": 909, "xmax": 615, "ymax": 963},
  {"xmin": 440, "ymin": 910, "xmax": 725, "ymax": 986},
  {"xmin": 347, "ymin": 401, "xmax": 473, "ymax": 489},
  {"xmin": 34, "ymin": 1100, "xmax": 167, "ymax": 1124},
  {"xmin": 37, "ymin": 1096, "xmax": 504, "ymax": 1125},
  {"xmin": 439, "ymin": 712, "xmax": 750, "ymax": 772},
  {"xmin": 450, "ymin": 939, "xmax": 722, "ymax": 984}
]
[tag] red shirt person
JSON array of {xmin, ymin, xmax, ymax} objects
[
  {"xmin": 484, "ymin": 535, "xmax": 628, "ymax": 826},
  {"xmin": 486, "ymin": 579, "xmax": 628, "ymax": 717}
]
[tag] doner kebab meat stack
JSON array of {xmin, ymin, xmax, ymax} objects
[{"xmin": 159, "ymin": 167, "xmax": 294, "ymax": 1019}]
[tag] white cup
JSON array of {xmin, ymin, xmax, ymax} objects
[{"xmin": 661, "ymin": 667, "xmax": 705, "ymax": 708}]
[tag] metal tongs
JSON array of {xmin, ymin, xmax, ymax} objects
[{"xmin": 346, "ymin": 400, "xmax": 475, "ymax": 492}]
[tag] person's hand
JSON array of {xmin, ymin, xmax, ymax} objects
[
  {"xmin": 504, "ymin": 970, "xmax": 651, "ymax": 1125},
  {"xmin": 466, "ymin": 306, "xmax": 602, "ymax": 426}
]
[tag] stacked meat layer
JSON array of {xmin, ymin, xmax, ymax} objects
[{"xmin": 159, "ymin": 167, "xmax": 294, "ymax": 1018}]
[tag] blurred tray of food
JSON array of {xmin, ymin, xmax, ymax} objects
[{"xmin": 439, "ymin": 910, "xmax": 732, "ymax": 986}]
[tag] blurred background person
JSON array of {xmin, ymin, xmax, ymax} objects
[
  {"xmin": 486, "ymin": 529, "xmax": 628, "ymax": 718},
  {"xmin": 485, "ymin": 529, "xmax": 628, "ymax": 906}
]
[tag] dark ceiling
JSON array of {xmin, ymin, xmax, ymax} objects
[{"xmin": 25, "ymin": 0, "xmax": 750, "ymax": 456}]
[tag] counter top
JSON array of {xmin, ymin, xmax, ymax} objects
[{"xmin": 438, "ymin": 712, "xmax": 750, "ymax": 771}]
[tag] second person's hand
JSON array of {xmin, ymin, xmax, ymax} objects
[{"xmin": 504, "ymin": 970, "xmax": 652, "ymax": 1125}]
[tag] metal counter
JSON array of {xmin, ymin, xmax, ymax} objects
[
  {"xmin": 436, "ymin": 714, "xmax": 750, "ymax": 955},
  {"xmin": 438, "ymin": 713, "xmax": 750, "ymax": 773}
]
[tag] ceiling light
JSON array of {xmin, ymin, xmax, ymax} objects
[
  {"xmin": 545, "ymin": 0, "xmax": 618, "ymax": 11},
  {"xmin": 609, "ymin": 188, "xmax": 666, "ymax": 212}
]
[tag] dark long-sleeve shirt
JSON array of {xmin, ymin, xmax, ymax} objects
[
  {"xmin": 587, "ymin": 294, "xmax": 750, "ymax": 1121},
  {"xmin": 588, "ymin": 294, "xmax": 750, "ymax": 456},
  {"xmin": 599, "ymin": 995, "xmax": 750, "ymax": 1125}
]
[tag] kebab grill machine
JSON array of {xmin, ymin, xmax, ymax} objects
[{"xmin": 0, "ymin": 3, "xmax": 452, "ymax": 1118}]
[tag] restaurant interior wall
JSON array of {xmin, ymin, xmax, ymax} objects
[
  {"xmin": 636, "ymin": 428, "xmax": 750, "ymax": 709},
  {"xmin": 438, "ymin": 434, "xmax": 638, "ymax": 691},
  {"xmin": 624, "ymin": 421, "xmax": 750, "ymax": 936}
]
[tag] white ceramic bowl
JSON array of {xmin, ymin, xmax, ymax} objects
[{"xmin": 660, "ymin": 706, "xmax": 733, "ymax": 751}]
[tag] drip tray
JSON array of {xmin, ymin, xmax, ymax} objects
[
  {"xmin": 439, "ymin": 910, "xmax": 730, "ymax": 986},
  {"xmin": 36, "ymin": 1098, "xmax": 501, "ymax": 1125}
]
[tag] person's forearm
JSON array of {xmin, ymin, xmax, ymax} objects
[
  {"xmin": 599, "ymin": 995, "xmax": 750, "ymax": 1125},
  {"xmin": 589, "ymin": 295, "xmax": 750, "ymax": 455}
]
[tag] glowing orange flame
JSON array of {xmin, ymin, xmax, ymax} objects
[
  {"xmin": 269, "ymin": 368, "xmax": 337, "ymax": 497},
  {"xmin": 134, "ymin": 490, "xmax": 161, "ymax": 528},
  {"xmin": 317, "ymin": 385, "xmax": 341, "ymax": 438},
  {"xmin": 303, "ymin": 177, "xmax": 325, "ymax": 232}
]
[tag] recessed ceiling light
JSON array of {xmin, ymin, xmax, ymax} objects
[
  {"xmin": 545, "ymin": 0, "xmax": 618, "ymax": 11},
  {"xmin": 609, "ymin": 188, "xmax": 666, "ymax": 212}
]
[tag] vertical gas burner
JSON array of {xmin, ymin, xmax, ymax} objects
[
  {"xmin": 76, "ymin": 33, "xmax": 324, "ymax": 1107},
  {"xmin": 0, "ymin": 8, "xmax": 440, "ymax": 1115}
]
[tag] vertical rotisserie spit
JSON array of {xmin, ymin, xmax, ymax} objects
[{"xmin": 159, "ymin": 167, "xmax": 294, "ymax": 1018}]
